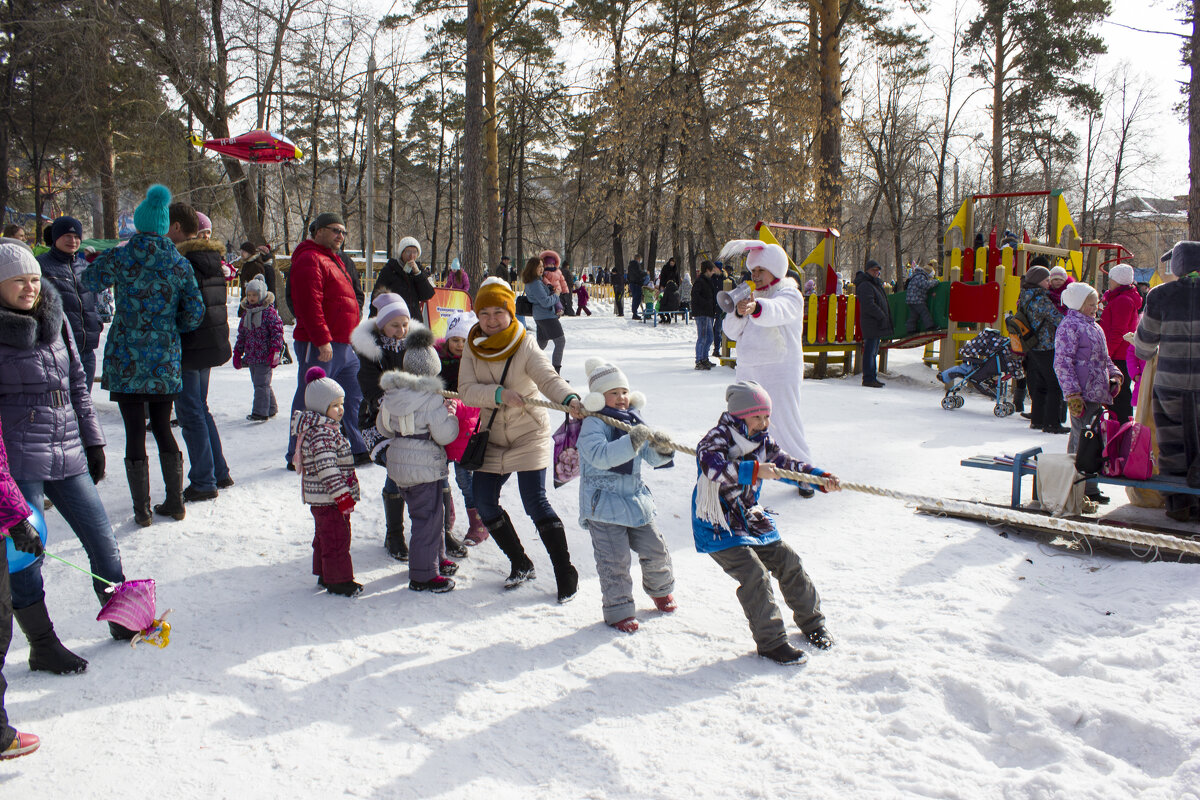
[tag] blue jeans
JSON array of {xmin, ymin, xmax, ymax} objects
[
  {"xmin": 695, "ymin": 316, "xmax": 714, "ymax": 362},
  {"xmin": 81, "ymin": 348, "xmax": 97, "ymax": 390},
  {"xmin": 11, "ymin": 474, "xmax": 125, "ymax": 610},
  {"xmin": 177, "ymin": 368, "xmax": 229, "ymax": 491},
  {"xmin": 454, "ymin": 462, "xmax": 475, "ymax": 508},
  {"xmin": 472, "ymin": 469, "xmax": 555, "ymax": 524},
  {"xmin": 286, "ymin": 341, "xmax": 365, "ymax": 459},
  {"xmin": 862, "ymin": 338, "xmax": 881, "ymax": 383}
]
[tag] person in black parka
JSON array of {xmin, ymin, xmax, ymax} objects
[
  {"xmin": 37, "ymin": 217, "xmax": 103, "ymax": 387},
  {"xmin": 853, "ymin": 260, "xmax": 891, "ymax": 388},
  {"xmin": 371, "ymin": 236, "xmax": 434, "ymax": 323}
]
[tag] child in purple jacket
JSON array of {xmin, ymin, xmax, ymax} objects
[
  {"xmin": 233, "ymin": 274, "xmax": 285, "ymax": 421},
  {"xmin": 0, "ymin": 417, "xmax": 41, "ymax": 761},
  {"xmin": 1054, "ymin": 282, "xmax": 1121, "ymax": 500}
]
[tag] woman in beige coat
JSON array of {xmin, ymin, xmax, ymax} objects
[{"xmin": 459, "ymin": 277, "xmax": 585, "ymax": 602}]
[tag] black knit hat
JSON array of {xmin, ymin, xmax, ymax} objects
[{"xmin": 310, "ymin": 212, "xmax": 344, "ymax": 234}]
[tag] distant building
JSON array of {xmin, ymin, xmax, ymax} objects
[{"xmin": 1084, "ymin": 196, "xmax": 1187, "ymax": 279}]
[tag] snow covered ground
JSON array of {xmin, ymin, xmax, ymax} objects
[{"xmin": 4, "ymin": 297, "xmax": 1199, "ymax": 799}]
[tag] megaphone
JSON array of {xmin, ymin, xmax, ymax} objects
[{"xmin": 717, "ymin": 280, "xmax": 756, "ymax": 314}]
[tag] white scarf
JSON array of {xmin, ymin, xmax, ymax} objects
[{"xmin": 695, "ymin": 426, "xmax": 761, "ymax": 532}]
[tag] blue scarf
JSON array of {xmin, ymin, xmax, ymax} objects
[{"xmin": 597, "ymin": 406, "xmax": 646, "ymax": 474}]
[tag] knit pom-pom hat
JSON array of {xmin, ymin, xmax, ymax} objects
[
  {"xmin": 475, "ymin": 276, "xmax": 516, "ymax": 317},
  {"xmin": 401, "ymin": 324, "xmax": 441, "ymax": 377},
  {"xmin": 372, "ymin": 292, "xmax": 411, "ymax": 329},
  {"xmin": 196, "ymin": 211, "xmax": 212, "ymax": 233},
  {"xmin": 133, "ymin": 184, "xmax": 172, "ymax": 236},
  {"xmin": 245, "ymin": 273, "xmax": 268, "ymax": 297},
  {"xmin": 582, "ymin": 357, "xmax": 644, "ymax": 412},
  {"xmin": 304, "ymin": 366, "xmax": 344, "ymax": 414}
]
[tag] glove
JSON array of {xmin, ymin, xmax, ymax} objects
[
  {"xmin": 648, "ymin": 430, "xmax": 675, "ymax": 457},
  {"xmin": 809, "ymin": 467, "xmax": 829, "ymax": 494},
  {"xmin": 335, "ymin": 494, "xmax": 356, "ymax": 515},
  {"xmin": 628, "ymin": 424, "xmax": 652, "ymax": 452},
  {"xmin": 232, "ymin": 351, "xmax": 243, "ymax": 370},
  {"xmin": 86, "ymin": 445, "xmax": 106, "ymax": 484},
  {"xmin": 1066, "ymin": 394, "xmax": 1084, "ymax": 418},
  {"xmin": 1109, "ymin": 374, "xmax": 1122, "ymax": 396},
  {"xmin": 9, "ymin": 518, "xmax": 43, "ymax": 556}
]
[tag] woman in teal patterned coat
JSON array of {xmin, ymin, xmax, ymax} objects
[{"xmin": 82, "ymin": 185, "xmax": 205, "ymax": 525}]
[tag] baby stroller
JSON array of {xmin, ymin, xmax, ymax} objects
[{"xmin": 938, "ymin": 328, "xmax": 1023, "ymax": 417}]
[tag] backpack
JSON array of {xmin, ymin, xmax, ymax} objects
[
  {"xmin": 1005, "ymin": 308, "xmax": 1040, "ymax": 354},
  {"xmin": 1103, "ymin": 419, "xmax": 1154, "ymax": 481}
]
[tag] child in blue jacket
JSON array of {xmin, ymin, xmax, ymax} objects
[
  {"xmin": 693, "ymin": 381, "xmax": 841, "ymax": 666},
  {"xmin": 578, "ymin": 359, "xmax": 676, "ymax": 633}
]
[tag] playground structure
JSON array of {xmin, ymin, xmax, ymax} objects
[{"xmin": 721, "ymin": 190, "xmax": 1132, "ymax": 378}]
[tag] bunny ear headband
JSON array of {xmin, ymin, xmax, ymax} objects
[{"xmin": 718, "ymin": 239, "xmax": 789, "ymax": 280}]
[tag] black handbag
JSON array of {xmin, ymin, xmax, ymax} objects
[
  {"xmin": 1075, "ymin": 409, "xmax": 1105, "ymax": 475},
  {"xmin": 515, "ymin": 295, "xmax": 534, "ymax": 316},
  {"xmin": 458, "ymin": 355, "xmax": 514, "ymax": 472}
]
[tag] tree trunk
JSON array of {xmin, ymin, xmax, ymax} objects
[
  {"xmin": 484, "ymin": 26, "xmax": 502, "ymax": 271},
  {"xmin": 97, "ymin": 124, "xmax": 118, "ymax": 238},
  {"xmin": 991, "ymin": 17, "xmax": 1005, "ymax": 223},
  {"xmin": 816, "ymin": 0, "xmax": 844, "ymax": 225},
  {"xmin": 461, "ymin": 0, "xmax": 485, "ymax": 291}
]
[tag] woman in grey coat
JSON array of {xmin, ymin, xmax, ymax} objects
[{"xmin": 0, "ymin": 240, "xmax": 131, "ymax": 676}]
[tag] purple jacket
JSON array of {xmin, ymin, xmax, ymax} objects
[
  {"xmin": 234, "ymin": 292, "xmax": 285, "ymax": 366},
  {"xmin": 0, "ymin": 282, "xmax": 106, "ymax": 481},
  {"xmin": 1053, "ymin": 310, "xmax": 1121, "ymax": 404},
  {"xmin": 0, "ymin": 418, "xmax": 32, "ymax": 533},
  {"xmin": 445, "ymin": 270, "xmax": 470, "ymax": 292}
]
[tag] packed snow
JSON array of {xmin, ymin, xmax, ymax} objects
[{"xmin": 4, "ymin": 296, "xmax": 1199, "ymax": 799}]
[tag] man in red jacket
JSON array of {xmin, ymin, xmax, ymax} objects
[{"xmin": 285, "ymin": 212, "xmax": 368, "ymax": 466}]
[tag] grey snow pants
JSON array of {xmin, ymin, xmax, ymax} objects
[
  {"xmin": 709, "ymin": 541, "xmax": 823, "ymax": 652},
  {"xmin": 587, "ymin": 520, "xmax": 674, "ymax": 624}
]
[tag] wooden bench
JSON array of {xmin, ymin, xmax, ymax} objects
[{"xmin": 961, "ymin": 447, "xmax": 1200, "ymax": 508}]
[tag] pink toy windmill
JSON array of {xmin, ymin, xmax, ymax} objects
[{"xmin": 96, "ymin": 579, "xmax": 173, "ymax": 649}]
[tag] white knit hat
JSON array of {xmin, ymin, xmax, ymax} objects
[
  {"xmin": 582, "ymin": 358, "xmax": 643, "ymax": 411},
  {"xmin": 397, "ymin": 236, "xmax": 421, "ymax": 259},
  {"xmin": 1048, "ymin": 265, "xmax": 1069, "ymax": 280},
  {"xmin": 1109, "ymin": 264, "xmax": 1135, "ymax": 286},
  {"xmin": 746, "ymin": 243, "xmax": 789, "ymax": 279},
  {"xmin": 445, "ymin": 311, "xmax": 477, "ymax": 341},
  {"xmin": 0, "ymin": 239, "xmax": 39, "ymax": 283},
  {"xmin": 1061, "ymin": 282, "xmax": 1097, "ymax": 311},
  {"xmin": 304, "ymin": 367, "xmax": 345, "ymax": 414}
]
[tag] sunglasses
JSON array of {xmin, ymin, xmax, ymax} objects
[{"xmin": 324, "ymin": 227, "xmax": 347, "ymax": 237}]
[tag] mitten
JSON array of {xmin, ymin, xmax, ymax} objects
[
  {"xmin": 232, "ymin": 351, "xmax": 243, "ymax": 370},
  {"xmin": 335, "ymin": 493, "xmax": 356, "ymax": 515},
  {"xmin": 86, "ymin": 445, "xmax": 106, "ymax": 484},
  {"xmin": 808, "ymin": 468, "xmax": 829, "ymax": 494},
  {"xmin": 9, "ymin": 518, "xmax": 43, "ymax": 556},
  {"xmin": 648, "ymin": 430, "xmax": 675, "ymax": 457},
  {"xmin": 628, "ymin": 424, "xmax": 652, "ymax": 452},
  {"xmin": 270, "ymin": 349, "xmax": 282, "ymax": 368},
  {"xmin": 1066, "ymin": 394, "xmax": 1084, "ymax": 418}
]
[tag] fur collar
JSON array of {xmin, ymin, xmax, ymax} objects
[
  {"xmin": 378, "ymin": 369, "xmax": 444, "ymax": 394},
  {"xmin": 176, "ymin": 238, "xmax": 227, "ymax": 256},
  {"xmin": 240, "ymin": 291, "xmax": 276, "ymax": 311},
  {"xmin": 0, "ymin": 281, "xmax": 64, "ymax": 350},
  {"xmin": 351, "ymin": 317, "xmax": 383, "ymax": 360}
]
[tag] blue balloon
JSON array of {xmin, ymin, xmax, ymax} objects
[{"xmin": 6, "ymin": 505, "xmax": 48, "ymax": 574}]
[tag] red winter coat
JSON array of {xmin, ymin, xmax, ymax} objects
[
  {"xmin": 290, "ymin": 239, "xmax": 362, "ymax": 347},
  {"xmin": 1099, "ymin": 283, "xmax": 1142, "ymax": 361}
]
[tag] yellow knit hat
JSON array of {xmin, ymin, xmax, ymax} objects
[{"xmin": 475, "ymin": 276, "xmax": 516, "ymax": 317}]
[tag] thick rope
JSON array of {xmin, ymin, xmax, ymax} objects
[{"xmin": 439, "ymin": 390, "xmax": 1200, "ymax": 558}]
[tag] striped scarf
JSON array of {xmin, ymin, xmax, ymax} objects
[{"xmin": 467, "ymin": 319, "xmax": 526, "ymax": 361}]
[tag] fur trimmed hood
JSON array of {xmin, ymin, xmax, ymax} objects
[
  {"xmin": 378, "ymin": 369, "xmax": 444, "ymax": 395},
  {"xmin": 0, "ymin": 280, "xmax": 64, "ymax": 350},
  {"xmin": 175, "ymin": 237, "xmax": 227, "ymax": 257},
  {"xmin": 240, "ymin": 291, "xmax": 276, "ymax": 312},
  {"xmin": 351, "ymin": 317, "xmax": 384, "ymax": 361}
]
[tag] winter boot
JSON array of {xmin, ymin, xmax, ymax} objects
[
  {"xmin": 443, "ymin": 484, "xmax": 468, "ymax": 558},
  {"xmin": 383, "ymin": 492, "xmax": 409, "ymax": 561},
  {"xmin": 124, "ymin": 458, "xmax": 153, "ymax": 527},
  {"xmin": 484, "ymin": 512, "xmax": 536, "ymax": 589},
  {"xmin": 464, "ymin": 508, "xmax": 489, "ymax": 545},
  {"xmin": 804, "ymin": 626, "xmax": 835, "ymax": 650},
  {"xmin": 95, "ymin": 587, "xmax": 137, "ymax": 641},
  {"xmin": 13, "ymin": 600, "xmax": 88, "ymax": 675},
  {"xmin": 0, "ymin": 732, "xmax": 40, "ymax": 760},
  {"xmin": 758, "ymin": 641, "xmax": 808, "ymax": 666},
  {"xmin": 535, "ymin": 516, "xmax": 578, "ymax": 604},
  {"xmin": 152, "ymin": 451, "xmax": 186, "ymax": 520},
  {"xmin": 409, "ymin": 576, "xmax": 455, "ymax": 593}
]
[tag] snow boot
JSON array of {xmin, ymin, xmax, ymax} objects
[
  {"xmin": 464, "ymin": 508, "xmax": 489, "ymax": 545},
  {"xmin": 758, "ymin": 641, "xmax": 808, "ymax": 666},
  {"xmin": 804, "ymin": 626, "xmax": 835, "ymax": 650},
  {"xmin": 383, "ymin": 492, "xmax": 408, "ymax": 561},
  {"xmin": 325, "ymin": 580, "xmax": 363, "ymax": 597},
  {"xmin": 439, "ymin": 558, "xmax": 459, "ymax": 576},
  {"xmin": 409, "ymin": 576, "xmax": 455, "ymax": 593},
  {"xmin": 535, "ymin": 516, "xmax": 578, "ymax": 604},
  {"xmin": 611, "ymin": 617, "xmax": 639, "ymax": 633},
  {"xmin": 0, "ymin": 732, "xmax": 40, "ymax": 760},
  {"xmin": 152, "ymin": 451, "xmax": 186, "ymax": 520},
  {"xmin": 14, "ymin": 600, "xmax": 88, "ymax": 675},
  {"xmin": 95, "ymin": 588, "xmax": 137, "ymax": 641},
  {"xmin": 484, "ymin": 512, "xmax": 536, "ymax": 589},
  {"xmin": 443, "ymin": 484, "xmax": 468, "ymax": 558},
  {"xmin": 124, "ymin": 458, "xmax": 152, "ymax": 527},
  {"xmin": 652, "ymin": 594, "xmax": 677, "ymax": 613}
]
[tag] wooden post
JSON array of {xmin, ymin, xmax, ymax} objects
[{"xmin": 939, "ymin": 265, "xmax": 962, "ymax": 370}]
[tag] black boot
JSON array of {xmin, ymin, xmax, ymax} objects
[
  {"xmin": 94, "ymin": 588, "xmax": 137, "ymax": 641},
  {"xmin": 535, "ymin": 516, "xmax": 578, "ymax": 604},
  {"xmin": 484, "ymin": 512, "xmax": 535, "ymax": 589},
  {"xmin": 383, "ymin": 492, "xmax": 408, "ymax": 561},
  {"xmin": 124, "ymin": 458, "xmax": 152, "ymax": 527},
  {"xmin": 14, "ymin": 600, "xmax": 88, "ymax": 674},
  {"xmin": 152, "ymin": 451, "xmax": 186, "ymax": 520}
]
